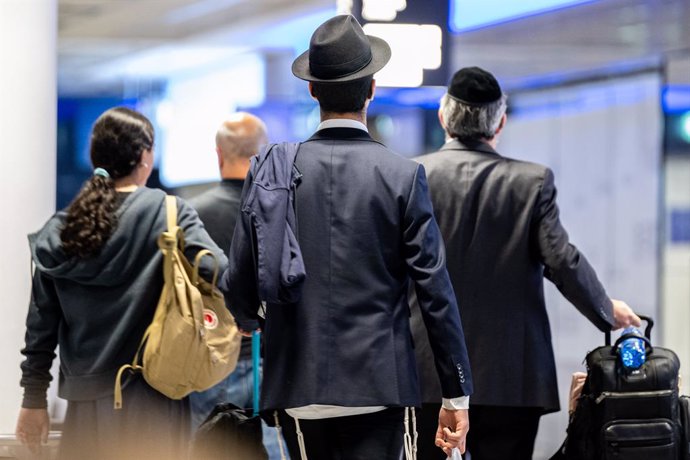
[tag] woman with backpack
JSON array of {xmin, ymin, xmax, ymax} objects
[{"xmin": 15, "ymin": 107, "xmax": 227, "ymax": 459}]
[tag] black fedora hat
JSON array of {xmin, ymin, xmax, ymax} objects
[{"xmin": 292, "ymin": 15, "xmax": 391, "ymax": 83}]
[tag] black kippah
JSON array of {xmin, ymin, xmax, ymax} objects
[{"xmin": 447, "ymin": 67, "xmax": 502, "ymax": 106}]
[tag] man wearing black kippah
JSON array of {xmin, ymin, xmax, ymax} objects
[{"xmin": 410, "ymin": 67, "xmax": 641, "ymax": 460}]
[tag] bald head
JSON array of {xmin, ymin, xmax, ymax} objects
[{"xmin": 215, "ymin": 112, "xmax": 268, "ymax": 179}]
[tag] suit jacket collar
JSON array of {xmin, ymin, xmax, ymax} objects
[
  {"xmin": 306, "ymin": 127, "xmax": 382, "ymax": 144},
  {"xmin": 439, "ymin": 138, "xmax": 500, "ymax": 157}
]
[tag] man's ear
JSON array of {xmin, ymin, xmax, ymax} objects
[
  {"xmin": 369, "ymin": 79, "xmax": 376, "ymax": 101},
  {"xmin": 216, "ymin": 147, "xmax": 223, "ymax": 169},
  {"xmin": 438, "ymin": 109, "xmax": 445, "ymax": 129},
  {"xmin": 308, "ymin": 82, "xmax": 318, "ymax": 101},
  {"xmin": 495, "ymin": 113, "xmax": 507, "ymax": 136}
]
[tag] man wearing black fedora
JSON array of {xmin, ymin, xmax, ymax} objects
[
  {"xmin": 410, "ymin": 66, "xmax": 641, "ymax": 460},
  {"xmin": 223, "ymin": 14, "xmax": 473, "ymax": 460}
]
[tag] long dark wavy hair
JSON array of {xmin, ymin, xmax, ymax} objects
[{"xmin": 60, "ymin": 107, "xmax": 154, "ymax": 259}]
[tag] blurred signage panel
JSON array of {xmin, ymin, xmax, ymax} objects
[
  {"xmin": 363, "ymin": 23, "xmax": 442, "ymax": 87},
  {"xmin": 671, "ymin": 210, "xmax": 690, "ymax": 244},
  {"xmin": 361, "ymin": 0, "xmax": 407, "ymax": 21},
  {"xmin": 663, "ymin": 86, "xmax": 690, "ymax": 114},
  {"xmin": 350, "ymin": 0, "xmax": 449, "ymax": 87},
  {"xmin": 450, "ymin": 0, "xmax": 597, "ymax": 32},
  {"xmin": 159, "ymin": 53, "xmax": 265, "ymax": 187}
]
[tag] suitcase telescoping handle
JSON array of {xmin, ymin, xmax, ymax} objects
[{"xmin": 605, "ymin": 314, "xmax": 654, "ymax": 347}]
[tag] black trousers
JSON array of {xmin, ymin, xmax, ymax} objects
[
  {"xmin": 416, "ymin": 403, "xmax": 447, "ymax": 460},
  {"xmin": 417, "ymin": 403, "xmax": 542, "ymax": 460},
  {"xmin": 278, "ymin": 407, "xmax": 405, "ymax": 460},
  {"xmin": 467, "ymin": 405, "xmax": 542, "ymax": 460}
]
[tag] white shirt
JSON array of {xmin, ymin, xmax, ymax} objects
[
  {"xmin": 287, "ymin": 118, "xmax": 470, "ymax": 420},
  {"xmin": 317, "ymin": 118, "xmax": 368, "ymax": 132}
]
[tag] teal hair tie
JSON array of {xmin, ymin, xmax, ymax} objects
[{"xmin": 93, "ymin": 167, "xmax": 110, "ymax": 178}]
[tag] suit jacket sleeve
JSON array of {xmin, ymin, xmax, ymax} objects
[
  {"xmin": 535, "ymin": 168, "xmax": 614, "ymax": 331},
  {"xmin": 404, "ymin": 164, "xmax": 473, "ymax": 399},
  {"xmin": 20, "ymin": 270, "xmax": 60, "ymax": 409},
  {"xmin": 219, "ymin": 167, "xmax": 261, "ymax": 331}
]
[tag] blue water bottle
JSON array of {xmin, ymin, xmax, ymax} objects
[{"xmin": 618, "ymin": 327, "xmax": 646, "ymax": 369}]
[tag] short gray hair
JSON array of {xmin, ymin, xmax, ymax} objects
[{"xmin": 439, "ymin": 93, "xmax": 508, "ymax": 142}]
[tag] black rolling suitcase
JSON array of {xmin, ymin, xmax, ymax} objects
[{"xmin": 552, "ymin": 315, "xmax": 689, "ymax": 459}]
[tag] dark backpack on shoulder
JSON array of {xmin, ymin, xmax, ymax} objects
[{"xmin": 553, "ymin": 316, "xmax": 687, "ymax": 460}]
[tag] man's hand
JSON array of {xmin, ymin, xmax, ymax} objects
[
  {"xmin": 611, "ymin": 298, "xmax": 642, "ymax": 330},
  {"xmin": 16, "ymin": 408, "xmax": 49, "ymax": 455},
  {"xmin": 568, "ymin": 372, "xmax": 587, "ymax": 414},
  {"xmin": 238, "ymin": 328, "xmax": 262, "ymax": 338},
  {"xmin": 435, "ymin": 408, "xmax": 469, "ymax": 456}
]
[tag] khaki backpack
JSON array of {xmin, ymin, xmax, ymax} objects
[{"xmin": 114, "ymin": 195, "xmax": 241, "ymax": 408}]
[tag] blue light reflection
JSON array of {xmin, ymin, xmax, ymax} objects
[{"xmin": 450, "ymin": 0, "xmax": 598, "ymax": 32}]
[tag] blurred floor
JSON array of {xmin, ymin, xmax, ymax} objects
[{"xmin": 0, "ymin": 433, "xmax": 60, "ymax": 460}]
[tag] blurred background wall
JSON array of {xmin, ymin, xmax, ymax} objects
[{"xmin": 1, "ymin": 0, "xmax": 689, "ymax": 458}]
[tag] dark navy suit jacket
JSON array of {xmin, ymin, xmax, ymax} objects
[
  {"xmin": 412, "ymin": 139, "xmax": 614, "ymax": 413},
  {"xmin": 221, "ymin": 127, "xmax": 473, "ymax": 413}
]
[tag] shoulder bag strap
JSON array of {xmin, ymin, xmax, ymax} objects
[{"xmin": 252, "ymin": 330, "xmax": 261, "ymax": 416}]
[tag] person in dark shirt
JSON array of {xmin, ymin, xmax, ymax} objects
[
  {"xmin": 187, "ymin": 113, "xmax": 287, "ymax": 457},
  {"xmin": 188, "ymin": 113, "xmax": 267, "ymax": 255}
]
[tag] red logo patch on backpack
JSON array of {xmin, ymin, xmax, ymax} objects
[{"xmin": 203, "ymin": 309, "xmax": 219, "ymax": 330}]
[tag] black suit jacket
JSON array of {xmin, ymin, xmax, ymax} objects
[
  {"xmin": 222, "ymin": 128, "xmax": 473, "ymax": 413},
  {"xmin": 412, "ymin": 139, "xmax": 614, "ymax": 413}
]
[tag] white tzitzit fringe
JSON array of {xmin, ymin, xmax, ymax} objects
[
  {"xmin": 403, "ymin": 407, "xmax": 418, "ymax": 460},
  {"xmin": 290, "ymin": 408, "xmax": 417, "ymax": 460},
  {"xmin": 273, "ymin": 411, "xmax": 288, "ymax": 460},
  {"xmin": 292, "ymin": 415, "xmax": 308, "ymax": 460}
]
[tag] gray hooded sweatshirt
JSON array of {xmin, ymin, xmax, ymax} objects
[{"xmin": 20, "ymin": 187, "xmax": 228, "ymax": 408}]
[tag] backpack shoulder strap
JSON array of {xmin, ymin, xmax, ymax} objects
[
  {"xmin": 165, "ymin": 195, "xmax": 177, "ymax": 232},
  {"xmin": 164, "ymin": 195, "xmax": 185, "ymax": 251}
]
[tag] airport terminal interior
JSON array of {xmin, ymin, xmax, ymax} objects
[{"xmin": 1, "ymin": 0, "xmax": 689, "ymax": 458}]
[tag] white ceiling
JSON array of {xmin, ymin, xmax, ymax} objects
[
  {"xmin": 57, "ymin": 0, "xmax": 332, "ymax": 95},
  {"xmin": 57, "ymin": 0, "xmax": 690, "ymax": 96}
]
